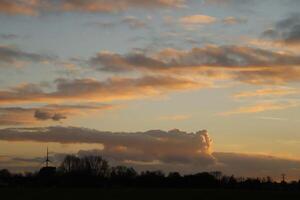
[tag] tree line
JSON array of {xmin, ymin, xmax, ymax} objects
[{"xmin": 0, "ymin": 154, "xmax": 300, "ymax": 190}]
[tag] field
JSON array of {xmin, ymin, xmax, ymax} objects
[{"xmin": 1, "ymin": 188, "xmax": 300, "ymax": 200}]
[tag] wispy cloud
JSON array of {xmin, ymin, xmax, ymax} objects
[
  {"xmin": 158, "ymin": 114, "xmax": 190, "ymax": 121},
  {"xmin": 219, "ymin": 100, "xmax": 300, "ymax": 116},
  {"xmin": 0, "ymin": 0, "xmax": 186, "ymax": 15},
  {"xmin": 0, "ymin": 76, "xmax": 205, "ymax": 105},
  {"xmin": 179, "ymin": 14, "xmax": 217, "ymax": 25},
  {"xmin": 256, "ymin": 116, "xmax": 288, "ymax": 121},
  {"xmin": 0, "ymin": 45, "xmax": 55, "ymax": 67},
  {"xmin": 234, "ymin": 87, "xmax": 299, "ymax": 99}
]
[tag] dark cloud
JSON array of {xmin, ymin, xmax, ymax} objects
[
  {"xmin": 34, "ymin": 110, "xmax": 66, "ymax": 121},
  {"xmin": 262, "ymin": 14, "xmax": 300, "ymax": 45},
  {"xmin": 90, "ymin": 46, "xmax": 300, "ymax": 72},
  {"xmin": 88, "ymin": 45, "xmax": 300, "ymax": 84},
  {"xmin": 0, "ymin": 104, "xmax": 114, "ymax": 126},
  {"xmin": 0, "ymin": 45, "xmax": 54, "ymax": 67}
]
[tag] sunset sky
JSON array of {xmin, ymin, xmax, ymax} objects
[{"xmin": 0, "ymin": 0, "xmax": 300, "ymax": 180}]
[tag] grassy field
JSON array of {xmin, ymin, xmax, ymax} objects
[{"xmin": 1, "ymin": 188, "xmax": 300, "ymax": 200}]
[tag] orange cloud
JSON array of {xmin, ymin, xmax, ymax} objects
[
  {"xmin": 219, "ymin": 101, "xmax": 299, "ymax": 116},
  {"xmin": 0, "ymin": 0, "xmax": 185, "ymax": 15},
  {"xmin": 179, "ymin": 14, "xmax": 217, "ymax": 24},
  {"xmin": 0, "ymin": 76, "xmax": 206, "ymax": 105},
  {"xmin": 0, "ymin": 0, "xmax": 39, "ymax": 15},
  {"xmin": 222, "ymin": 16, "xmax": 247, "ymax": 25},
  {"xmin": 158, "ymin": 114, "xmax": 190, "ymax": 121},
  {"xmin": 234, "ymin": 87, "xmax": 299, "ymax": 99}
]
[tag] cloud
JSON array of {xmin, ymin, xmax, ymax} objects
[
  {"xmin": 34, "ymin": 110, "xmax": 67, "ymax": 121},
  {"xmin": 0, "ymin": 76, "xmax": 204, "ymax": 105},
  {"xmin": 262, "ymin": 14, "xmax": 300, "ymax": 46},
  {"xmin": 0, "ymin": 0, "xmax": 39, "ymax": 15},
  {"xmin": 158, "ymin": 114, "xmax": 190, "ymax": 121},
  {"xmin": 213, "ymin": 152, "xmax": 300, "ymax": 179},
  {"xmin": 0, "ymin": 126, "xmax": 214, "ymax": 167},
  {"xmin": 0, "ymin": 0, "xmax": 185, "ymax": 15},
  {"xmin": 0, "ymin": 104, "xmax": 115, "ymax": 126},
  {"xmin": 121, "ymin": 16, "xmax": 147, "ymax": 29},
  {"xmin": 0, "ymin": 45, "xmax": 54, "ymax": 67},
  {"xmin": 89, "ymin": 45, "xmax": 300, "ymax": 84},
  {"xmin": 222, "ymin": 16, "xmax": 247, "ymax": 25},
  {"xmin": 0, "ymin": 34, "xmax": 18, "ymax": 40},
  {"xmin": 219, "ymin": 100, "xmax": 300, "ymax": 116},
  {"xmin": 91, "ymin": 45, "xmax": 300, "ymax": 71},
  {"xmin": 203, "ymin": 0, "xmax": 257, "ymax": 7},
  {"xmin": 179, "ymin": 14, "xmax": 217, "ymax": 25},
  {"xmin": 233, "ymin": 87, "xmax": 299, "ymax": 98},
  {"xmin": 1, "ymin": 126, "xmax": 300, "ymax": 179}
]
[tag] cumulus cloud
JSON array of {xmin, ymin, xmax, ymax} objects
[
  {"xmin": 0, "ymin": 0, "xmax": 185, "ymax": 15},
  {"xmin": 1, "ymin": 126, "xmax": 300, "ymax": 179},
  {"xmin": 0, "ymin": 126, "xmax": 214, "ymax": 167},
  {"xmin": 0, "ymin": 45, "xmax": 54, "ymax": 67},
  {"xmin": 0, "ymin": 104, "xmax": 115, "ymax": 126},
  {"xmin": 89, "ymin": 45, "xmax": 300, "ymax": 84},
  {"xmin": 0, "ymin": 76, "xmax": 204, "ymax": 105},
  {"xmin": 262, "ymin": 14, "xmax": 300, "ymax": 46}
]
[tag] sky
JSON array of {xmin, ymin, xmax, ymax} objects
[{"xmin": 0, "ymin": 0, "xmax": 300, "ymax": 180}]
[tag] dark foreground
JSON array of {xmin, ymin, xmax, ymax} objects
[{"xmin": 1, "ymin": 188, "xmax": 300, "ymax": 200}]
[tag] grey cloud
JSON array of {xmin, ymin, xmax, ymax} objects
[
  {"xmin": 121, "ymin": 16, "xmax": 147, "ymax": 29},
  {"xmin": 90, "ymin": 46, "xmax": 300, "ymax": 72},
  {"xmin": 0, "ymin": 46, "xmax": 55, "ymax": 67},
  {"xmin": 262, "ymin": 14, "xmax": 300, "ymax": 45},
  {"xmin": 1, "ymin": 126, "xmax": 300, "ymax": 179},
  {"xmin": 0, "ymin": 104, "xmax": 114, "ymax": 126},
  {"xmin": 34, "ymin": 110, "xmax": 67, "ymax": 121},
  {"xmin": 0, "ymin": 126, "xmax": 215, "ymax": 168},
  {"xmin": 213, "ymin": 152, "xmax": 300, "ymax": 179},
  {"xmin": 0, "ymin": 34, "xmax": 18, "ymax": 40},
  {"xmin": 88, "ymin": 45, "xmax": 300, "ymax": 84}
]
